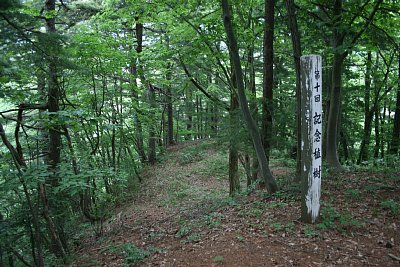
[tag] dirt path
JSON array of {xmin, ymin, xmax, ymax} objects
[{"xmin": 74, "ymin": 140, "xmax": 400, "ymax": 266}]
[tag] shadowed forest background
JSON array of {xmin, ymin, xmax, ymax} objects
[{"xmin": 0, "ymin": 0, "xmax": 399, "ymax": 266}]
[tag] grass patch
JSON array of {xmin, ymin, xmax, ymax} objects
[
  {"xmin": 380, "ymin": 199, "xmax": 400, "ymax": 216},
  {"xmin": 183, "ymin": 233, "xmax": 202, "ymax": 243},
  {"xmin": 318, "ymin": 205, "xmax": 362, "ymax": 232},
  {"xmin": 196, "ymin": 151, "xmax": 228, "ymax": 180},
  {"xmin": 213, "ymin": 255, "xmax": 224, "ymax": 265},
  {"xmin": 271, "ymin": 222, "xmax": 295, "ymax": 233},
  {"xmin": 175, "ymin": 222, "xmax": 192, "ymax": 238},
  {"xmin": 165, "ymin": 178, "xmax": 194, "ymax": 205},
  {"xmin": 238, "ymin": 207, "xmax": 263, "ymax": 219},
  {"xmin": 178, "ymin": 140, "xmax": 218, "ymax": 165},
  {"xmin": 344, "ymin": 188, "xmax": 361, "ymax": 200},
  {"xmin": 204, "ymin": 212, "xmax": 224, "ymax": 228},
  {"xmin": 107, "ymin": 243, "xmax": 150, "ymax": 266}
]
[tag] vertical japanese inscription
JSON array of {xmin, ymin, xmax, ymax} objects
[{"xmin": 300, "ymin": 55, "xmax": 322, "ymax": 223}]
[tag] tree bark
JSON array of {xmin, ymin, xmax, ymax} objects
[
  {"xmin": 262, "ymin": 0, "xmax": 275, "ymax": 158},
  {"xmin": 358, "ymin": 51, "xmax": 373, "ymax": 163},
  {"xmin": 326, "ymin": 0, "xmax": 382, "ymax": 172},
  {"xmin": 166, "ymin": 63, "xmax": 174, "ymax": 146},
  {"xmin": 45, "ymin": 0, "xmax": 61, "ymax": 186},
  {"xmin": 246, "ymin": 20, "xmax": 259, "ymax": 186},
  {"xmin": 326, "ymin": 51, "xmax": 345, "ymax": 171},
  {"xmin": 389, "ymin": 54, "xmax": 400, "ymax": 155},
  {"xmin": 221, "ymin": 0, "xmax": 277, "ymax": 193},
  {"xmin": 229, "ymin": 89, "xmax": 240, "ymax": 195},
  {"xmin": 285, "ymin": 0, "xmax": 302, "ymax": 181},
  {"xmin": 374, "ymin": 105, "xmax": 380, "ymax": 158},
  {"xmin": 148, "ymin": 84, "xmax": 157, "ymax": 164},
  {"xmin": 185, "ymin": 87, "xmax": 193, "ymax": 140},
  {"xmin": 44, "ymin": 0, "xmax": 67, "ymax": 259},
  {"xmin": 129, "ymin": 18, "xmax": 147, "ymax": 163}
]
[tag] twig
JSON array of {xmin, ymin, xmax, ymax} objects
[{"xmin": 388, "ymin": 253, "xmax": 400, "ymax": 262}]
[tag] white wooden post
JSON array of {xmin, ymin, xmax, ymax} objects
[{"xmin": 300, "ymin": 55, "xmax": 322, "ymax": 223}]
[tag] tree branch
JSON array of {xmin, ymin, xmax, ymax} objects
[
  {"xmin": 349, "ymin": 0, "xmax": 384, "ymax": 47},
  {"xmin": 180, "ymin": 60, "xmax": 230, "ymax": 111}
]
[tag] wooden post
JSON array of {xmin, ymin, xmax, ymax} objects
[{"xmin": 300, "ymin": 55, "xmax": 322, "ymax": 223}]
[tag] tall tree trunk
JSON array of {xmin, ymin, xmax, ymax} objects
[
  {"xmin": 326, "ymin": 0, "xmax": 345, "ymax": 172},
  {"xmin": 358, "ymin": 51, "xmax": 373, "ymax": 163},
  {"xmin": 326, "ymin": 51, "xmax": 346, "ymax": 171},
  {"xmin": 326, "ymin": 0, "xmax": 382, "ymax": 171},
  {"xmin": 389, "ymin": 54, "xmax": 400, "ymax": 155},
  {"xmin": 285, "ymin": 0, "xmax": 302, "ymax": 181},
  {"xmin": 210, "ymin": 103, "xmax": 218, "ymax": 136},
  {"xmin": 148, "ymin": 84, "xmax": 157, "ymax": 164},
  {"xmin": 0, "ymin": 214, "xmax": 3, "ymax": 267},
  {"xmin": 44, "ymin": 0, "xmax": 67, "ymax": 259},
  {"xmin": 45, "ymin": 0, "xmax": 61, "ymax": 187},
  {"xmin": 175, "ymin": 108, "xmax": 180, "ymax": 142},
  {"xmin": 221, "ymin": 0, "xmax": 277, "ymax": 193},
  {"xmin": 262, "ymin": 0, "xmax": 274, "ymax": 158},
  {"xmin": 380, "ymin": 101, "xmax": 386, "ymax": 158},
  {"xmin": 130, "ymin": 18, "xmax": 147, "ymax": 163},
  {"xmin": 196, "ymin": 95, "xmax": 201, "ymax": 139},
  {"xmin": 166, "ymin": 64, "xmax": 174, "ymax": 146},
  {"xmin": 185, "ymin": 87, "xmax": 193, "ymax": 140},
  {"xmin": 244, "ymin": 11, "xmax": 259, "ymax": 186},
  {"xmin": 229, "ymin": 88, "xmax": 240, "ymax": 195},
  {"xmin": 374, "ymin": 105, "xmax": 380, "ymax": 158},
  {"xmin": 340, "ymin": 129, "xmax": 349, "ymax": 161}
]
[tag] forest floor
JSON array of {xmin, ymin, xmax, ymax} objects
[{"xmin": 73, "ymin": 140, "xmax": 400, "ymax": 266}]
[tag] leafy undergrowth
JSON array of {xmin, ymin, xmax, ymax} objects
[{"xmin": 73, "ymin": 140, "xmax": 400, "ymax": 266}]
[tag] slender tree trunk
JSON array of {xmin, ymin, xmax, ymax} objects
[
  {"xmin": 381, "ymin": 101, "xmax": 386, "ymax": 158},
  {"xmin": 185, "ymin": 87, "xmax": 193, "ymax": 140},
  {"xmin": 196, "ymin": 95, "xmax": 200, "ymax": 139},
  {"xmin": 160, "ymin": 105, "xmax": 166, "ymax": 147},
  {"xmin": 38, "ymin": 184, "xmax": 66, "ymax": 259},
  {"xmin": 326, "ymin": 52, "xmax": 345, "ymax": 171},
  {"xmin": 262, "ymin": 0, "xmax": 275, "ymax": 158},
  {"xmin": 247, "ymin": 25, "xmax": 259, "ymax": 186},
  {"xmin": 326, "ymin": 0, "xmax": 382, "ymax": 171},
  {"xmin": 285, "ymin": 0, "xmax": 302, "ymax": 181},
  {"xmin": 45, "ymin": 0, "xmax": 61, "ymax": 187},
  {"xmin": 326, "ymin": 0, "xmax": 345, "ymax": 172},
  {"xmin": 199, "ymin": 96, "xmax": 204, "ymax": 138},
  {"xmin": 166, "ymin": 63, "xmax": 174, "ymax": 146},
  {"xmin": 340, "ymin": 129, "xmax": 349, "ymax": 161},
  {"xmin": 44, "ymin": 0, "xmax": 67, "ymax": 259},
  {"xmin": 221, "ymin": 0, "xmax": 277, "ymax": 193},
  {"xmin": 7, "ymin": 256, "xmax": 13, "ymax": 267},
  {"xmin": 229, "ymin": 88, "xmax": 240, "ymax": 195},
  {"xmin": 322, "ymin": 60, "xmax": 331, "ymax": 159},
  {"xmin": 358, "ymin": 51, "xmax": 373, "ymax": 163},
  {"xmin": 389, "ymin": 54, "xmax": 400, "ymax": 155},
  {"xmin": 175, "ymin": 108, "xmax": 180, "ymax": 142},
  {"xmin": 148, "ymin": 84, "xmax": 157, "ymax": 164},
  {"xmin": 111, "ymin": 97, "xmax": 117, "ymax": 171},
  {"xmin": 0, "ymin": 215, "xmax": 3, "ymax": 267},
  {"xmin": 374, "ymin": 105, "xmax": 380, "ymax": 158},
  {"xmin": 130, "ymin": 18, "xmax": 147, "ymax": 163},
  {"xmin": 210, "ymin": 103, "xmax": 218, "ymax": 136}
]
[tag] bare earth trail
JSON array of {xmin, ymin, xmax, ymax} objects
[{"xmin": 74, "ymin": 140, "xmax": 400, "ymax": 266}]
